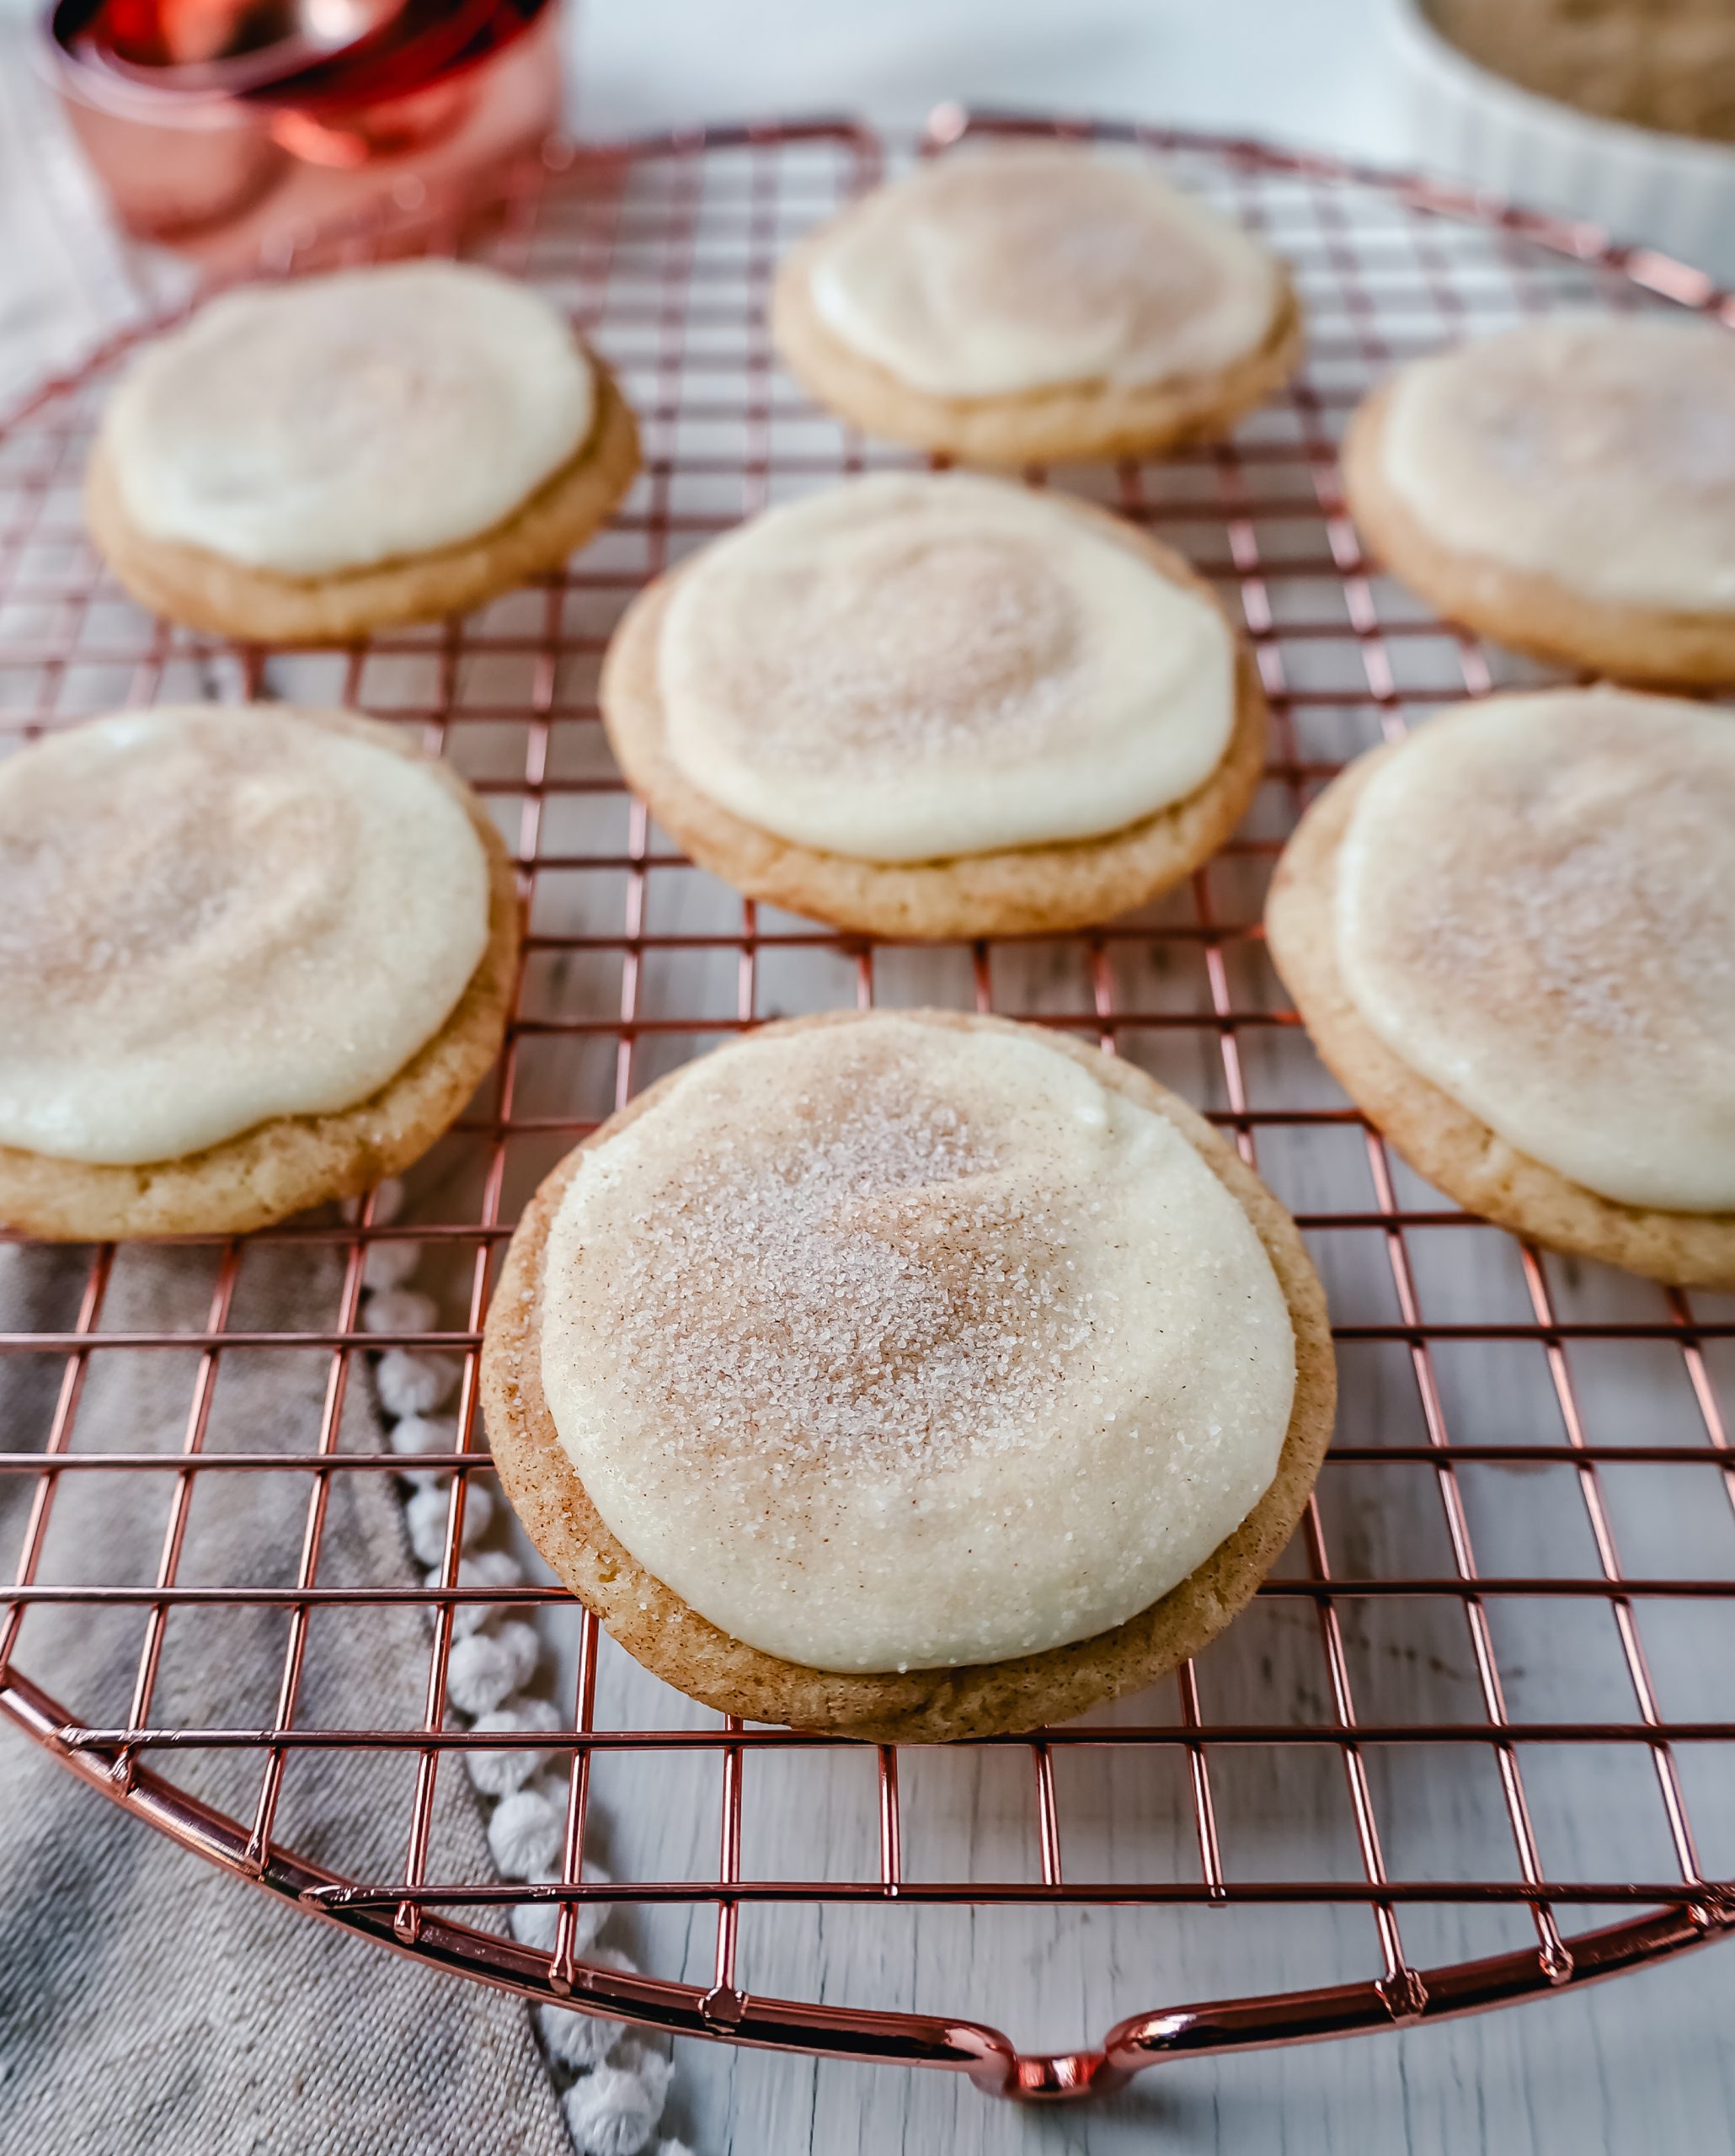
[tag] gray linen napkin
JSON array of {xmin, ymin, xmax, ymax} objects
[{"xmin": 0, "ymin": 1237, "xmax": 572, "ymax": 2156}]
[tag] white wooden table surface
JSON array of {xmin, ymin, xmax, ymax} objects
[{"xmin": 2, "ymin": 5, "xmax": 1732, "ymax": 2152}]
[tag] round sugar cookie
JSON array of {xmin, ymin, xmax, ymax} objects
[
  {"xmin": 1266, "ymin": 689, "xmax": 1735, "ymax": 1287},
  {"xmin": 483, "ymin": 1008, "xmax": 1336, "ymax": 1742},
  {"xmin": 1343, "ymin": 316, "xmax": 1735, "ymax": 686},
  {"xmin": 771, "ymin": 143, "xmax": 1303, "ymax": 463},
  {"xmin": 601, "ymin": 472, "xmax": 1268, "ymax": 939},
  {"xmin": 0, "ymin": 703, "xmax": 520, "ymax": 1240},
  {"xmin": 87, "ymin": 261, "xmax": 641, "ymax": 644}
]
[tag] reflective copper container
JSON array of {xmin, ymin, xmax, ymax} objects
[{"xmin": 45, "ymin": 0, "xmax": 564, "ymax": 253}]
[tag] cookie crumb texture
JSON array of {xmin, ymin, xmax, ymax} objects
[{"xmin": 1431, "ymin": 0, "xmax": 1735, "ymax": 145}]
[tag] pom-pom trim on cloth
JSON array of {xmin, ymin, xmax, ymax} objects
[
  {"xmin": 563, "ymin": 2053, "xmax": 674, "ymax": 2156},
  {"xmin": 360, "ymin": 1179, "xmax": 686, "ymax": 2154}
]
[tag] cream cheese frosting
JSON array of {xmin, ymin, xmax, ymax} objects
[
  {"xmin": 805, "ymin": 144, "xmax": 1283, "ymax": 400},
  {"xmin": 102, "ymin": 262, "xmax": 595, "ymax": 578},
  {"xmin": 0, "ymin": 704, "xmax": 491, "ymax": 1166},
  {"xmin": 656, "ymin": 472, "xmax": 1236, "ymax": 862},
  {"xmin": 1335, "ymin": 690, "xmax": 1735, "ymax": 1212},
  {"xmin": 1378, "ymin": 315, "xmax": 1735, "ymax": 613},
  {"xmin": 538, "ymin": 1015, "xmax": 1296, "ymax": 1674}
]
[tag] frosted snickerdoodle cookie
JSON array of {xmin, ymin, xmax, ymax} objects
[
  {"xmin": 87, "ymin": 262, "xmax": 640, "ymax": 643},
  {"xmin": 1343, "ymin": 316, "xmax": 1735, "ymax": 685},
  {"xmin": 600, "ymin": 471, "xmax": 1267, "ymax": 938},
  {"xmin": 771, "ymin": 144, "xmax": 1302, "ymax": 463},
  {"xmin": 483, "ymin": 1009, "xmax": 1335, "ymax": 1742},
  {"xmin": 1266, "ymin": 689, "xmax": 1735, "ymax": 1288},
  {"xmin": 0, "ymin": 703, "xmax": 518, "ymax": 1239}
]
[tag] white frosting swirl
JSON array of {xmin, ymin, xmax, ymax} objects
[
  {"xmin": 1336, "ymin": 690, "xmax": 1735, "ymax": 1212},
  {"xmin": 539, "ymin": 1016, "xmax": 1296, "ymax": 1673},
  {"xmin": 0, "ymin": 705, "xmax": 492, "ymax": 1165},
  {"xmin": 807, "ymin": 145, "xmax": 1282, "ymax": 399},
  {"xmin": 102, "ymin": 262, "xmax": 595, "ymax": 577},
  {"xmin": 657, "ymin": 472, "xmax": 1236, "ymax": 862},
  {"xmin": 1379, "ymin": 315, "xmax": 1735, "ymax": 613}
]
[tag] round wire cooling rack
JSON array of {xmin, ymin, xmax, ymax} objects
[{"xmin": 2, "ymin": 109, "xmax": 1734, "ymax": 2106}]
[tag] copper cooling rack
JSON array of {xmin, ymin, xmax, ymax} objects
[{"xmin": 2, "ymin": 112, "xmax": 1732, "ymax": 2104}]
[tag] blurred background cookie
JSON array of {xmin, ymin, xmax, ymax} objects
[
  {"xmin": 87, "ymin": 260, "xmax": 640, "ymax": 642},
  {"xmin": 771, "ymin": 142, "xmax": 1302, "ymax": 462},
  {"xmin": 1343, "ymin": 315, "xmax": 1735, "ymax": 683}
]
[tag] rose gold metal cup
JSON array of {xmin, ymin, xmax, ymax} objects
[{"xmin": 43, "ymin": 0, "xmax": 564, "ymax": 248}]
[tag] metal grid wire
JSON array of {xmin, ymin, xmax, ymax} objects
[{"xmin": 2, "ymin": 114, "xmax": 1733, "ymax": 2100}]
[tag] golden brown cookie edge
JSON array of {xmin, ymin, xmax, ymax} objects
[
  {"xmin": 482, "ymin": 1007, "xmax": 1337, "ymax": 1743},
  {"xmin": 598, "ymin": 492, "xmax": 1268, "ymax": 939},
  {"xmin": 87, "ymin": 357, "xmax": 641, "ymax": 645},
  {"xmin": 769, "ymin": 229, "xmax": 1305, "ymax": 464},
  {"xmin": 1342, "ymin": 382, "xmax": 1735, "ymax": 689},
  {"xmin": 0, "ymin": 706, "xmax": 521, "ymax": 1239},
  {"xmin": 1264, "ymin": 740, "xmax": 1735, "ymax": 1289}
]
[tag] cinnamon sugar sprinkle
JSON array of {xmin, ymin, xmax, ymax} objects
[{"xmin": 582, "ymin": 1067, "xmax": 1111, "ymax": 1480}]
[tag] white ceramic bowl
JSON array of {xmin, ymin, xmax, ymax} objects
[{"xmin": 1388, "ymin": 0, "xmax": 1735, "ymax": 282}]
